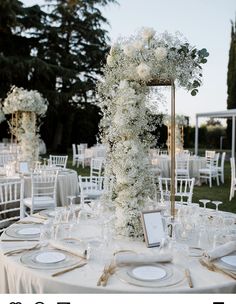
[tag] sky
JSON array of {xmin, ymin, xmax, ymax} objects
[{"xmin": 23, "ymin": 0, "xmax": 236, "ymax": 125}]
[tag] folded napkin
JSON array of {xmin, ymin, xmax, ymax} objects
[
  {"xmin": 114, "ymin": 252, "xmax": 173, "ymax": 266},
  {"xmin": 204, "ymin": 241, "xmax": 236, "ymax": 261},
  {"xmin": 49, "ymin": 240, "xmax": 86, "ymax": 259}
]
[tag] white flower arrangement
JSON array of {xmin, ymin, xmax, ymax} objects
[
  {"xmin": 3, "ymin": 86, "xmax": 48, "ymax": 116},
  {"xmin": 164, "ymin": 114, "xmax": 188, "ymax": 126},
  {"xmin": 0, "ymin": 104, "xmax": 5, "ymax": 123},
  {"xmin": 98, "ymin": 27, "xmax": 208, "ymax": 239},
  {"xmin": 2, "ymin": 86, "xmax": 48, "ymax": 165}
]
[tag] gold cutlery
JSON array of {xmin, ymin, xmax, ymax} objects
[
  {"xmin": 51, "ymin": 261, "xmax": 87, "ymax": 277},
  {"xmin": 97, "ymin": 262, "xmax": 116, "ymax": 287},
  {"xmin": 4, "ymin": 243, "xmax": 40, "ymax": 256},
  {"xmin": 185, "ymin": 268, "xmax": 193, "ymax": 288},
  {"xmin": 1, "ymin": 239, "xmax": 39, "ymax": 242},
  {"xmin": 199, "ymin": 258, "xmax": 236, "ymax": 280}
]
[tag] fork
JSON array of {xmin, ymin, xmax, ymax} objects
[{"xmin": 4, "ymin": 243, "xmax": 41, "ymax": 256}]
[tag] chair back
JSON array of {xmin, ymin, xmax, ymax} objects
[
  {"xmin": 221, "ymin": 152, "xmax": 226, "ymax": 170},
  {"xmin": 72, "ymin": 144, "xmax": 77, "ymax": 156},
  {"xmin": 230, "ymin": 157, "xmax": 236, "ymax": 181},
  {"xmin": 30, "ymin": 170, "xmax": 58, "ymax": 210},
  {"xmin": 90, "ymin": 158, "xmax": 104, "ymax": 177},
  {"xmin": 49, "ymin": 155, "xmax": 68, "ymax": 168},
  {"xmin": 175, "ymin": 154, "xmax": 190, "ymax": 178},
  {"xmin": 78, "ymin": 175, "xmax": 113, "ymax": 206},
  {"xmin": 205, "ymin": 150, "xmax": 216, "ymax": 160},
  {"xmin": 0, "ymin": 153, "xmax": 16, "ymax": 167},
  {"xmin": 158, "ymin": 177, "xmax": 195, "ymax": 203},
  {"xmin": 0, "ymin": 180, "xmax": 24, "ymax": 233}
]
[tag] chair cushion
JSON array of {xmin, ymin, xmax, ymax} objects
[{"xmin": 23, "ymin": 196, "xmax": 56, "ymax": 209}]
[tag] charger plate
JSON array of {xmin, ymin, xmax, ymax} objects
[
  {"xmin": 39, "ymin": 207, "xmax": 63, "ymax": 218},
  {"xmin": 20, "ymin": 248, "xmax": 80, "ymax": 270},
  {"xmin": 5, "ymin": 224, "xmax": 41, "ymax": 239},
  {"xmin": 116, "ymin": 263, "xmax": 185, "ymax": 288},
  {"xmin": 215, "ymin": 252, "xmax": 236, "ymax": 272}
]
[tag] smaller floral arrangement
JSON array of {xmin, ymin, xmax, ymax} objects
[
  {"xmin": 164, "ymin": 114, "xmax": 188, "ymax": 126},
  {"xmin": 3, "ymin": 86, "xmax": 48, "ymax": 116},
  {"xmin": 0, "ymin": 104, "xmax": 5, "ymax": 123}
]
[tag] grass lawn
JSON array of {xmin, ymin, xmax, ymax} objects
[{"xmin": 65, "ymin": 152, "xmax": 236, "ymax": 214}]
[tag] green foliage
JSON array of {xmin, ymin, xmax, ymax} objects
[
  {"xmin": 0, "ymin": 0, "xmax": 116, "ymax": 150},
  {"xmin": 226, "ymin": 20, "xmax": 236, "ymax": 149}
]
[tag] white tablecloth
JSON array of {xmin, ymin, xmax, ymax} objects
[
  {"xmin": 0, "ymin": 169, "xmax": 79, "ymax": 207},
  {"xmin": 0, "ymin": 214, "xmax": 236, "ymax": 293},
  {"xmin": 152, "ymin": 156, "xmax": 206, "ymax": 183}
]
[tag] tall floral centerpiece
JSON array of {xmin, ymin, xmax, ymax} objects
[
  {"xmin": 164, "ymin": 114, "xmax": 188, "ymax": 153},
  {"xmin": 0, "ymin": 104, "xmax": 5, "ymax": 123},
  {"xmin": 98, "ymin": 27, "xmax": 208, "ymax": 239},
  {"xmin": 2, "ymin": 86, "xmax": 48, "ymax": 165}
]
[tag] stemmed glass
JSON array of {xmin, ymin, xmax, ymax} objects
[
  {"xmin": 67, "ymin": 195, "xmax": 76, "ymax": 206},
  {"xmin": 199, "ymin": 199, "xmax": 211, "ymax": 213},
  {"xmin": 212, "ymin": 201, "xmax": 223, "ymax": 213}
]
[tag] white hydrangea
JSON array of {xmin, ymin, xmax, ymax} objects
[
  {"xmin": 123, "ymin": 44, "xmax": 136, "ymax": 57},
  {"xmin": 155, "ymin": 47, "xmax": 168, "ymax": 61},
  {"xmin": 140, "ymin": 27, "xmax": 156, "ymax": 41},
  {"xmin": 136, "ymin": 62, "xmax": 152, "ymax": 80}
]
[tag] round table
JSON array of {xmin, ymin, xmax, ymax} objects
[
  {"xmin": 0, "ymin": 169, "xmax": 79, "ymax": 207},
  {"xmin": 0, "ymin": 209, "xmax": 236, "ymax": 294},
  {"xmin": 151, "ymin": 156, "xmax": 206, "ymax": 184}
]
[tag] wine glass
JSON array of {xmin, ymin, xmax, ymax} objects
[
  {"xmin": 212, "ymin": 201, "xmax": 223, "ymax": 213},
  {"xmin": 199, "ymin": 199, "xmax": 210, "ymax": 213},
  {"xmin": 67, "ymin": 195, "xmax": 76, "ymax": 206}
]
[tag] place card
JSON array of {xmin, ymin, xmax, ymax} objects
[{"xmin": 141, "ymin": 210, "xmax": 165, "ymax": 248}]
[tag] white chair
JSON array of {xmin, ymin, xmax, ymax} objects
[
  {"xmin": 0, "ymin": 180, "xmax": 24, "ymax": 233},
  {"xmin": 158, "ymin": 177, "xmax": 195, "ymax": 204},
  {"xmin": 175, "ymin": 154, "xmax": 190, "ymax": 179},
  {"xmin": 205, "ymin": 150, "xmax": 216, "ymax": 159},
  {"xmin": 217, "ymin": 152, "xmax": 226, "ymax": 184},
  {"xmin": 49, "ymin": 155, "xmax": 68, "ymax": 168},
  {"xmin": 199, "ymin": 154, "xmax": 219, "ymax": 187},
  {"xmin": 0, "ymin": 153, "xmax": 17, "ymax": 167},
  {"xmin": 78, "ymin": 175, "xmax": 113, "ymax": 207},
  {"xmin": 90, "ymin": 158, "xmax": 104, "ymax": 177},
  {"xmin": 76, "ymin": 145, "xmax": 86, "ymax": 168},
  {"xmin": 21, "ymin": 170, "xmax": 58, "ymax": 217},
  {"xmin": 72, "ymin": 144, "xmax": 79, "ymax": 166},
  {"xmin": 229, "ymin": 157, "xmax": 236, "ymax": 201}
]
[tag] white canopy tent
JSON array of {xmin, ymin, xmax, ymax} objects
[{"xmin": 195, "ymin": 109, "xmax": 236, "ymax": 158}]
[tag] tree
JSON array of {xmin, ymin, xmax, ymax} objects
[
  {"xmin": 0, "ymin": 0, "xmax": 45, "ymax": 139},
  {"xmin": 226, "ymin": 20, "xmax": 236, "ymax": 150},
  {"xmin": 37, "ymin": 0, "xmax": 116, "ymax": 151},
  {"xmin": 0, "ymin": 0, "xmax": 116, "ymax": 151}
]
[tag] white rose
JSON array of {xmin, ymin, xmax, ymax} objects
[
  {"xmin": 155, "ymin": 47, "xmax": 167, "ymax": 61},
  {"xmin": 141, "ymin": 27, "xmax": 156, "ymax": 41},
  {"xmin": 136, "ymin": 62, "xmax": 151, "ymax": 80},
  {"xmin": 132, "ymin": 40, "xmax": 144, "ymax": 51},
  {"xmin": 123, "ymin": 44, "xmax": 136, "ymax": 57}
]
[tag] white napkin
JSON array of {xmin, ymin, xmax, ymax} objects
[
  {"xmin": 115, "ymin": 252, "xmax": 173, "ymax": 266},
  {"xmin": 49, "ymin": 240, "xmax": 86, "ymax": 259},
  {"xmin": 204, "ymin": 241, "xmax": 236, "ymax": 261}
]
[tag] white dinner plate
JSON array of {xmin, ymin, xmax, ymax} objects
[
  {"xmin": 20, "ymin": 249, "xmax": 81, "ymax": 270},
  {"xmin": 35, "ymin": 251, "xmax": 66, "ymax": 264},
  {"xmin": 221, "ymin": 255, "xmax": 236, "ymax": 267},
  {"xmin": 116, "ymin": 263, "xmax": 185, "ymax": 288},
  {"xmin": 128, "ymin": 265, "xmax": 167, "ymax": 281},
  {"xmin": 215, "ymin": 251, "xmax": 236, "ymax": 272},
  {"xmin": 17, "ymin": 227, "xmax": 41, "ymax": 236},
  {"xmin": 5, "ymin": 224, "xmax": 41, "ymax": 239}
]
